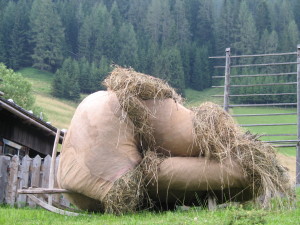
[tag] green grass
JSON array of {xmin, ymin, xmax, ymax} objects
[
  {"xmin": 184, "ymin": 88, "xmax": 297, "ymax": 156},
  {"xmin": 18, "ymin": 67, "xmax": 54, "ymax": 95},
  {"xmin": 17, "ymin": 67, "xmax": 78, "ymax": 128},
  {"xmin": 1, "ymin": 189, "xmax": 299, "ymax": 225},
  {"xmin": 232, "ymin": 107, "xmax": 297, "ymax": 157},
  {"xmin": 184, "ymin": 87, "xmax": 223, "ymax": 107},
  {"xmin": 3, "ymin": 69, "xmax": 298, "ymax": 224}
]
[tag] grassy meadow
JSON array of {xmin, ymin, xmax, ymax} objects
[
  {"xmin": 1, "ymin": 68, "xmax": 296, "ymax": 224},
  {"xmin": 18, "ymin": 68, "xmax": 78, "ymax": 129},
  {"xmin": 0, "ymin": 189, "xmax": 299, "ymax": 225}
]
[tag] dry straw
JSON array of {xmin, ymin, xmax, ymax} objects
[
  {"xmin": 192, "ymin": 102, "xmax": 294, "ymax": 208},
  {"xmin": 102, "ymin": 67, "xmax": 294, "ymax": 213},
  {"xmin": 102, "ymin": 67, "xmax": 174, "ymax": 214},
  {"xmin": 103, "ymin": 66, "xmax": 181, "ymax": 152}
]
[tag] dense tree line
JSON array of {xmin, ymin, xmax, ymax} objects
[{"xmin": 0, "ymin": 0, "xmax": 299, "ymax": 101}]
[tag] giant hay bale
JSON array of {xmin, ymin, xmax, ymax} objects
[
  {"xmin": 57, "ymin": 91, "xmax": 143, "ymax": 213},
  {"xmin": 58, "ymin": 67, "xmax": 294, "ymax": 214}
]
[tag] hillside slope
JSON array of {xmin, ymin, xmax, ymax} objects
[
  {"xmin": 18, "ymin": 68, "xmax": 77, "ymax": 129},
  {"xmin": 18, "ymin": 67, "xmax": 296, "ymax": 180}
]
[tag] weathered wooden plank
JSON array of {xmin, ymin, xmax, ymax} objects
[
  {"xmin": 5, "ymin": 155, "xmax": 19, "ymax": 206},
  {"xmin": 41, "ymin": 155, "xmax": 51, "ymax": 188},
  {"xmin": 41, "ymin": 155, "xmax": 51, "ymax": 202},
  {"xmin": 49, "ymin": 129, "xmax": 60, "ymax": 205},
  {"xmin": 17, "ymin": 155, "xmax": 32, "ymax": 207},
  {"xmin": 28, "ymin": 155, "xmax": 42, "ymax": 207},
  {"xmin": 53, "ymin": 155, "xmax": 60, "ymax": 204},
  {"xmin": 26, "ymin": 194, "xmax": 82, "ymax": 216},
  {"xmin": 209, "ymin": 51, "xmax": 297, "ymax": 59},
  {"xmin": 18, "ymin": 188, "xmax": 71, "ymax": 194},
  {"xmin": 212, "ymin": 72, "xmax": 297, "ymax": 79},
  {"xmin": 223, "ymin": 48, "xmax": 231, "ymax": 112},
  {"xmin": 0, "ymin": 156, "xmax": 10, "ymax": 203},
  {"xmin": 215, "ymin": 61, "xmax": 299, "ymax": 68},
  {"xmin": 297, "ymin": 44, "xmax": 300, "ymax": 187}
]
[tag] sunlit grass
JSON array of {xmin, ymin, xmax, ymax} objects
[
  {"xmin": 0, "ymin": 188, "xmax": 299, "ymax": 225},
  {"xmin": 34, "ymin": 95, "xmax": 76, "ymax": 129},
  {"xmin": 18, "ymin": 67, "xmax": 54, "ymax": 95},
  {"xmin": 184, "ymin": 87, "xmax": 223, "ymax": 107}
]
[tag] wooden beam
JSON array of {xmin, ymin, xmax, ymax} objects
[
  {"xmin": 48, "ymin": 129, "xmax": 60, "ymax": 205},
  {"xmin": 297, "ymin": 44, "xmax": 300, "ymax": 187},
  {"xmin": 26, "ymin": 194, "xmax": 82, "ymax": 216},
  {"xmin": 18, "ymin": 188, "xmax": 71, "ymax": 194}
]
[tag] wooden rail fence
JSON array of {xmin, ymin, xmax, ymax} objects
[
  {"xmin": 0, "ymin": 155, "xmax": 70, "ymax": 207},
  {"xmin": 209, "ymin": 45, "xmax": 300, "ymax": 187}
]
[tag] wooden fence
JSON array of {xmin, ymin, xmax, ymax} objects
[
  {"xmin": 209, "ymin": 45, "xmax": 300, "ymax": 187},
  {"xmin": 0, "ymin": 154, "xmax": 70, "ymax": 207}
]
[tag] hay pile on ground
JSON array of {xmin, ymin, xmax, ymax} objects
[
  {"xmin": 59, "ymin": 67, "xmax": 293, "ymax": 214},
  {"xmin": 102, "ymin": 67, "xmax": 293, "ymax": 212},
  {"xmin": 103, "ymin": 66, "xmax": 181, "ymax": 152},
  {"xmin": 192, "ymin": 102, "xmax": 293, "ymax": 207}
]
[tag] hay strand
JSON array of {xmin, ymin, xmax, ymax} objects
[
  {"xmin": 192, "ymin": 102, "xmax": 294, "ymax": 208},
  {"xmin": 103, "ymin": 67, "xmax": 181, "ymax": 152}
]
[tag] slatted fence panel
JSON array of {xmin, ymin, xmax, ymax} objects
[{"xmin": 0, "ymin": 154, "xmax": 70, "ymax": 207}]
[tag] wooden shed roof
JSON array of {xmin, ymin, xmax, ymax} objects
[{"xmin": 0, "ymin": 97, "xmax": 64, "ymax": 155}]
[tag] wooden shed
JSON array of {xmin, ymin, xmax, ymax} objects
[{"xmin": 0, "ymin": 97, "xmax": 64, "ymax": 158}]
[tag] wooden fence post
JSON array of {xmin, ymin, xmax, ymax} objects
[
  {"xmin": 297, "ymin": 44, "xmax": 300, "ymax": 187},
  {"xmin": 17, "ymin": 155, "xmax": 32, "ymax": 207},
  {"xmin": 48, "ymin": 129, "xmax": 60, "ymax": 205},
  {"xmin": 41, "ymin": 155, "xmax": 51, "ymax": 189},
  {"xmin": 224, "ymin": 48, "xmax": 231, "ymax": 112},
  {"xmin": 28, "ymin": 155, "xmax": 42, "ymax": 207},
  {"xmin": 0, "ymin": 156, "xmax": 10, "ymax": 203},
  {"xmin": 53, "ymin": 155, "xmax": 60, "ymax": 204},
  {"xmin": 5, "ymin": 155, "xmax": 19, "ymax": 206}
]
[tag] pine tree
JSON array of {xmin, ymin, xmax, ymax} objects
[
  {"xmin": 190, "ymin": 46, "xmax": 210, "ymax": 91},
  {"xmin": 215, "ymin": 0, "xmax": 238, "ymax": 54},
  {"xmin": 78, "ymin": 3, "xmax": 114, "ymax": 62},
  {"xmin": 154, "ymin": 47, "xmax": 185, "ymax": 95},
  {"xmin": 233, "ymin": 1, "xmax": 258, "ymax": 55},
  {"xmin": 196, "ymin": 0, "xmax": 214, "ymax": 45},
  {"xmin": 117, "ymin": 23, "xmax": 138, "ymax": 67},
  {"xmin": 254, "ymin": 0, "xmax": 271, "ymax": 35},
  {"xmin": 52, "ymin": 58, "xmax": 80, "ymax": 101},
  {"xmin": 30, "ymin": 0, "xmax": 65, "ymax": 71},
  {"xmin": 0, "ymin": 1, "xmax": 16, "ymax": 67},
  {"xmin": 10, "ymin": 0, "xmax": 31, "ymax": 69},
  {"xmin": 0, "ymin": 33, "xmax": 6, "ymax": 64},
  {"xmin": 78, "ymin": 57, "xmax": 92, "ymax": 93},
  {"xmin": 145, "ymin": 0, "xmax": 173, "ymax": 45},
  {"xmin": 58, "ymin": 0, "xmax": 80, "ymax": 56},
  {"xmin": 172, "ymin": 0, "xmax": 190, "ymax": 47}
]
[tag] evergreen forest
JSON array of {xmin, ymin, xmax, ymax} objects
[{"xmin": 0, "ymin": 0, "xmax": 300, "ymax": 102}]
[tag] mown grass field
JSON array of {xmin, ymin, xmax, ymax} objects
[
  {"xmin": 0, "ymin": 189, "xmax": 299, "ymax": 225},
  {"xmin": 18, "ymin": 68, "xmax": 78, "ymax": 129},
  {"xmin": 2, "ymin": 68, "xmax": 296, "ymax": 224}
]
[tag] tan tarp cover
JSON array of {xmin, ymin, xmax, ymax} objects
[
  {"xmin": 147, "ymin": 157, "xmax": 251, "ymax": 204},
  {"xmin": 58, "ymin": 91, "xmax": 251, "ymax": 210},
  {"xmin": 57, "ymin": 91, "xmax": 142, "ymax": 209},
  {"xmin": 144, "ymin": 99, "xmax": 200, "ymax": 156}
]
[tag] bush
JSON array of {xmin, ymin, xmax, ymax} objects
[{"xmin": 0, "ymin": 63, "xmax": 35, "ymax": 109}]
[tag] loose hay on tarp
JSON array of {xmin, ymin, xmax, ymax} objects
[
  {"xmin": 102, "ymin": 150, "xmax": 164, "ymax": 214},
  {"xmin": 192, "ymin": 102, "xmax": 294, "ymax": 208},
  {"xmin": 103, "ymin": 67, "xmax": 182, "ymax": 152},
  {"xmin": 102, "ymin": 67, "xmax": 293, "ymax": 213},
  {"xmin": 102, "ymin": 68, "xmax": 177, "ymax": 213}
]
